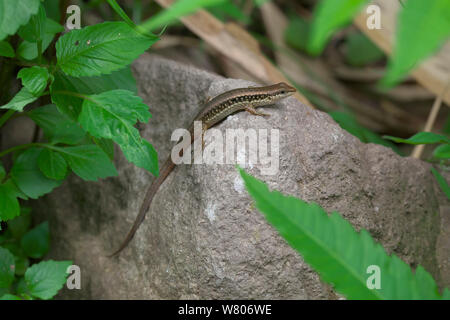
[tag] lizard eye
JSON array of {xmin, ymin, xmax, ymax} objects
[{"xmin": 281, "ymin": 90, "xmax": 286, "ymax": 94}]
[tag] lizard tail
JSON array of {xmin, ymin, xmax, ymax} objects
[{"xmin": 108, "ymin": 158, "xmax": 176, "ymax": 257}]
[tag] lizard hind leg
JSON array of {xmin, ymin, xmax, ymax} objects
[{"xmin": 245, "ymin": 105, "xmax": 270, "ymax": 117}]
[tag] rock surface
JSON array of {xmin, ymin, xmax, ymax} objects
[{"xmin": 32, "ymin": 53, "xmax": 448, "ymax": 299}]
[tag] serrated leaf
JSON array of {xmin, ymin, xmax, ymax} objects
[
  {"xmin": 382, "ymin": 0, "xmax": 450, "ymax": 86},
  {"xmin": 0, "ymin": 40, "xmax": 14, "ymax": 57},
  {"xmin": 0, "ymin": 0, "xmax": 40, "ymax": 41},
  {"xmin": 38, "ymin": 149, "xmax": 68, "ymax": 180},
  {"xmin": 0, "ymin": 294, "xmax": 21, "ymax": 300},
  {"xmin": 239, "ymin": 168, "xmax": 446, "ymax": 299},
  {"xmin": 308, "ymin": 0, "xmax": 368, "ymax": 55},
  {"xmin": 56, "ymin": 21, "xmax": 157, "ymax": 77},
  {"xmin": 431, "ymin": 168, "xmax": 450, "ymax": 200},
  {"xmin": 29, "ymin": 104, "xmax": 86, "ymax": 145},
  {"xmin": 345, "ymin": 33, "xmax": 384, "ymax": 66},
  {"xmin": 0, "ymin": 87, "xmax": 39, "ymax": 112},
  {"xmin": 20, "ymin": 221, "xmax": 49, "ymax": 259},
  {"xmin": 18, "ymin": 3, "xmax": 46, "ymax": 42},
  {"xmin": 17, "ymin": 66, "xmax": 50, "ymax": 95},
  {"xmin": 0, "ymin": 247, "xmax": 15, "ymax": 288},
  {"xmin": 0, "ymin": 182, "xmax": 20, "ymax": 222},
  {"xmin": 25, "ymin": 260, "xmax": 72, "ymax": 300},
  {"xmin": 17, "ymin": 18, "xmax": 63, "ymax": 61},
  {"xmin": 50, "ymin": 67, "xmax": 137, "ymax": 120},
  {"xmin": 11, "ymin": 148, "xmax": 63, "ymax": 199},
  {"xmin": 383, "ymin": 132, "xmax": 450, "ymax": 145},
  {"xmin": 78, "ymin": 90, "xmax": 158, "ymax": 175},
  {"xmin": 7, "ymin": 207, "xmax": 32, "ymax": 239},
  {"xmin": 433, "ymin": 144, "xmax": 450, "ymax": 159},
  {"xmin": 50, "ymin": 145, "xmax": 117, "ymax": 181}
]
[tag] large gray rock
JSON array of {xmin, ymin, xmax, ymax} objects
[{"xmin": 32, "ymin": 53, "xmax": 448, "ymax": 299}]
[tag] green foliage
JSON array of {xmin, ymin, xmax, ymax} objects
[
  {"xmin": 17, "ymin": 66, "xmax": 50, "ymax": 96},
  {"xmin": 285, "ymin": 16, "xmax": 310, "ymax": 52},
  {"xmin": 0, "ymin": 247, "xmax": 15, "ymax": 288},
  {"xmin": 431, "ymin": 168, "xmax": 450, "ymax": 200},
  {"xmin": 56, "ymin": 21, "xmax": 157, "ymax": 77},
  {"xmin": 382, "ymin": 0, "xmax": 450, "ymax": 86},
  {"xmin": 345, "ymin": 33, "xmax": 384, "ymax": 67},
  {"xmin": 24, "ymin": 260, "xmax": 72, "ymax": 300},
  {"xmin": 239, "ymin": 168, "xmax": 447, "ymax": 299},
  {"xmin": 0, "ymin": 0, "xmax": 40, "ymax": 41},
  {"xmin": 20, "ymin": 222, "xmax": 50, "ymax": 259},
  {"xmin": 18, "ymin": 4, "xmax": 46, "ymax": 43},
  {"xmin": 330, "ymin": 111, "xmax": 401, "ymax": 154},
  {"xmin": 383, "ymin": 132, "xmax": 450, "ymax": 145},
  {"xmin": 140, "ymin": 0, "xmax": 227, "ymax": 32},
  {"xmin": 11, "ymin": 148, "xmax": 63, "ymax": 199},
  {"xmin": 0, "ymin": 40, "xmax": 14, "ymax": 57},
  {"xmin": 0, "ymin": 180, "xmax": 21, "ymax": 222},
  {"xmin": 50, "ymin": 145, "xmax": 118, "ymax": 181},
  {"xmin": 433, "ymin": 144, "xmax": 450, "ymax": 160},
  {"xmin": 38, "ymin": 149, "xmax": 68, "ymax": 180},
  {"xmin": 209, "ymin": 2, "xmax": 250, "ymax": 24},
  {"xmin": 78, "ymin": 89, "xmax": 158, "ymax": 175},
  {"xmin": 307, "ymin": 0, "xmax": 368, "ymax": 55},
  {"xmin": 0, "ymin": 88, "xmax": 40, "ymax": 112},
  {"xmin": 17, "ymin": 18, "xmax": 64, "ymax": 61},
  {"xmin": 28, "ymin": 104, "xmax": 86, "ymax": 145}
]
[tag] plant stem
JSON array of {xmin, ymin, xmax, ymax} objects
[
  {"xmin": 0, "ymin": 109, "xmax": 15, "ymax": 128},
  {"xmin": 37, "ymin": 39, "xmax": 43, "ymax": 65},
  {"xmin": 0, "ymin": 142, "xmax": 45, "ymax": 158}
]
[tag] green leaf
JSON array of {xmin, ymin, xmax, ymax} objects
[
  {"xmin": 431, "ymin": 167, "xmax": 450, "ymax": 200},
  {"xmin": 433, "ymin": 144, "xmax": 450, "ymax": 159},
  {"xmin": 140, "ymin": 0, "xmax": 227, "ymax": 32},
  {"xmin": 308, "ymin": 0, "xmax": 368, "ymax": 55},
  {"xmin": 0, "ymin": 247, "xmax": 15, "ymax": 288},
  {"xmin": 382, "ymin": 0, "xmax": 450, "ymax": 86},
  {"xmin": 0, "ymin": 294, "xmax": 21, "ymax": 300},
  {"xmin": 0, "ymin": 162, "xmax": 5, "ymax": 180},
  {"xmin": 0, "ymin": 40, "xmax": 14, "ymax": 57},
  {"xmin": 11, "ymin": 148, "xmax": 63, "ymax": 199},
  {"xmin": 50, "ymin": 67, "xmax": 137, "ymax": 120},
  {"xmin": 7, "ymin": 207, "xmax": 32, "ymax": 239},
  {"xmin": 93, "ymin": 137, "xmax": 115, "ymax": 160},
  {"xmin": 38, "ymin": 149, "xmax": 68, "ymax": 180},
  {"xmin": 18, "ymin": 3, "xmax": 46, "ymax": 42},
  {"xmin": 17, "ymin": 66, "xmax": 50, "ymax": 95},
  {"xmin": 56, "ymin": 21, "xmax": 157, "ymax": 77},
  {"xmin": 239, "ymin": 168, "xmax": 446, "ymax": 299},
  {"xmin": 0, "ymin": 87, "xmax": 39, "ymax": 112},
  {"xmin": 383, "ymin": 132, "xmax": 450, "ymax": 145},
  {"xmin": 25, "ymin": 260, "xmax": 72, "ymax": 300},
  {"xmin": 209, "ymin": 2, "xmax": 250, "ymax": 24},
  {"xmin": 28, "ymin": 104, "xmax": 86, "ymax": 145},
  {"xmin": 16, "ymin": 18, "xmax": 64, "ymax": 61},
  {"xmin": 51, "ymin": 145, "xmax": 118, "ymax": 181},
  {"xmin": 14, "ymin": 255, "xmax": 29, "ymax": 276},
  {"xmin": 20, "ymin": 221, "xmax": 50, "ymax": 259},
  {"xmin": 0, "ymin": 0, "xmax": 40, "ymax": 41},
  {"xmin": 78, "ymin": 90, "xmax": 158, "ymax": 175},
  {"xmin": 345, "ymin": 33, "xmax": 384, "ymax": 66},
  {"xmin": 0, "ymin": 182, "xmax": 20, "ymax": 222},
  {"xmin": 330, "ymin": 111, "xmax": 401, "ymax": 155},
  {"xmin": 285, "ymin": 16, "xmax": 311, "ymax": 53}
]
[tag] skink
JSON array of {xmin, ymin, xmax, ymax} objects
[{"xmin": 110, "ymin": 82, "xmax": 296, "ymax": 256}]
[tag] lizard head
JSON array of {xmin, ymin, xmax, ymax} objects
[{"xmin": 269, "ymin": 82, "xmax": 296, "ymax": 101}]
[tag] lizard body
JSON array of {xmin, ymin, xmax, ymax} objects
[{"xmin": 110, "ymin": 82, "xmax": 296, "ymax": 256}]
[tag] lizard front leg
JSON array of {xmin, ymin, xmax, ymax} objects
[{"xmin": 245, "ymin": 105, "xmax": 270, "ymax": 117}]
